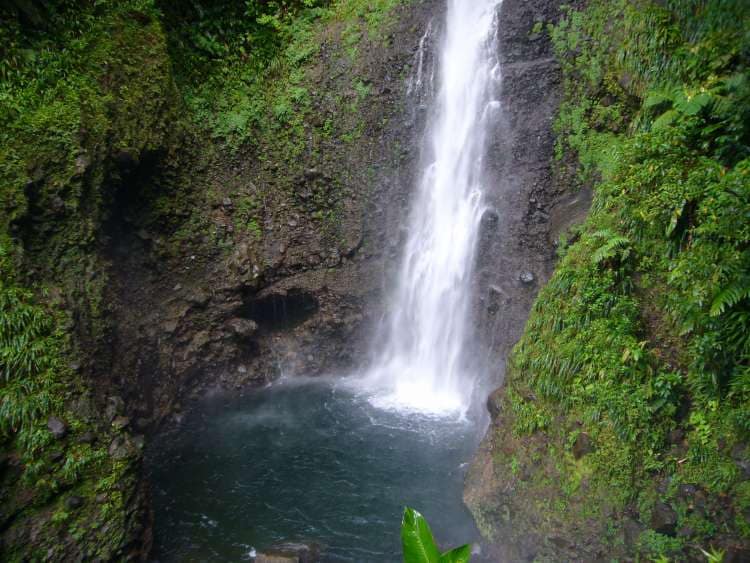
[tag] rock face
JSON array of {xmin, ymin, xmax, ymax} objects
[
  {"xmin": 102, "ymin": 1, "xmax": 442, "ymax": 434},
  {"xmin": 473, "ymin": 0, "xmax": 585, "ymax": 382},
  {"xmin": 465, "ymin": 0, "xmax": 593, "ymax": 560},
  {"xmin": 46, "ymin": 416, "xmax": 67, "ymax": 439}
]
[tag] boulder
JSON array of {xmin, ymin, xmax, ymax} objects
[
  {"xmin": 47, "ymin": 416, "xmax": 67, "ymax": 439},
  {"xmin": 519, "ymin": 271, "xmax": 535, "ymax": 285},
  {"xmin": 571, "ymin": 433, "xmax": 594, "ymax": 459},
  {"xmin": 256, "ymin": 542, "xmax": 320, "ymax": 563},
  {"xmin": 650, "ymin": 502, "xmax": 677, "ymax": 536},
  {"xmin": 77, "ymin": 431, "xmax": 96, "ymax": 445},
  {"xmin": 225, "ymin": 318, "xmax": 258, "ymax": 339},
  {"xmin": 65, "ymin": 496, "xmax": 83, "ymax": 510},
  {"xmin": 108, "ymin": 436, "xmax": 135, "ymax": 460},
  {"xmin": 105, "ymin": 396, "xmax": 125, "ymax": 421}
]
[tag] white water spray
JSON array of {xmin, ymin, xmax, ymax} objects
[{"xmin": 363, "ymin": 0, "xmax": 501, "ymax": 417}]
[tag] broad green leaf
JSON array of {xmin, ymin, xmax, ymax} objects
[
  {"xmin": 679, "ymin": 91, "xmax": 713, "ymax": 116},
  {"xmin": 439, "ymin": 544, "xmax": 472, "ymax": 563},
  {"xmin": 401, "ymin": 507, "xmax": 440, "ymax": 563},
  {"xmin": 652, "ymin": 109, "xmax": 678, "ymax": 130},
  {"xmin": 665, "ymin": 199, "xmax": 687, "ymax": 237},
  {"xmin": 643, "ymin": 90, "xmax": 674, "ymax": 110}
]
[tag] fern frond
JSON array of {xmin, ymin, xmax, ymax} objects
[{"xmin": 710, "ymin": 279, "xmax": 750, "ymax": 317}]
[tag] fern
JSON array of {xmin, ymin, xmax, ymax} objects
[
  {"xmin": 709, "ymin": 278, "xmax": 750, "ymax": 317},
  {"xmin": 591, "ymin": 229, "xmax": 631, "ymax": 265}
]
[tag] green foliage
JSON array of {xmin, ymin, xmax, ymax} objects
[
  {"xmin": 0, "ymin": 280, "xmax": 63, "ymax": 435},
  {"xmin": 162, "ymin": 0, "xmax": 403, "ymax": 149},
  {"xmin": 636, "ymin": 530, "xmax": 683, "ymax": 558},
  {"xmin": 401, "ymin": 507, "xmax": 471, "ymax": 563},
  {"xmin": 0, "ymin": 2, "xmax": 167, "ymax": 558},
  {"xmin": 501, "ymin": 0, "xmax": 750, "ymax": 556},
  {"xmin": 699, "ymin": 545, "xmax": 726, "ymax": 562}
]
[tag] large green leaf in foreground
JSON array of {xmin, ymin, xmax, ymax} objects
[{"xmin": 401, "ymin": 507, "xmax": 472, "ymax": 563}]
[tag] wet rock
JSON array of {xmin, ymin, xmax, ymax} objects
[
  {"xmin": 186, "ymin": 288, "xmax": 210, "ymax": 306},
  {"xmin": 731, "ymin": 443, "xmax": 750, "ymax": 480},
  {"xmin": 134, "ymin": 417, "xmax": 152, "ymax": 432},
  {"xmin": 656, "ymin": 476, "xmax": 672, "ymax": 494},
  {"xmin": 481, "ymin": 208, "xmax": 499, "ymax": 228},
  {"xmin": 255, "ymin": 556, "xmax": 297, "ymax": 563},
  {"xmin": 222, "ymin": 197, "xmax": 233, "ymax": 209},
  {"xmin": 74, "ymin": 154, "xmax": 90, "ymax": 175},
  {"xmin": 677, "ymin": 483, "xmax": 698, "ymax": 498},
  {"xmin": 304, "ymin": 168, "xmax": 322, "ymax": 180},
  {"xmin": 225, "ymin": 318, "xmax": 258, "ymax": 339},
  {"xmin": 108, "ymin": 436, "xmax": 135, "ymax": 460},
  {"xmin": 47, "ymin": 416, "xmax": 67, "ymax": 439},
  {"xmin": 50, "ymin": 195, "xmax": 65, "ymax": 214},
  {"xmin": 572, "ymin": 433, "xmax": 594, "ymax": 459},
  {"xmin": 622, "ymin": 517, "xmax": 643, "ymax": 548},
  {"xmin": 618, "ymin": 72, "xmax": 634, "ymax": 92},
  {"xmin": 549, "ymin": 536, "xmax": 572, "ymax": 550},
  {"xmin": 487, "ymin": 388, "xmax": 504, "ymax": 419},
  {"xmin": 668, "ymin": 428, "xmax": 685, "ymax": 444},
  {"xmin": 724, "ymin": 540, "xmax": 750, "ymax": 563},
  {"xmin": 519, "ymin": 271, "xmax": 535, "ymax": 285},
  {"xmin": 105, "ymin": 396, "xmax": 125, "ymax": 421},
  {"xmin": 65, "ymin": 496, "xmax": 83, "ymax": 510},
  {"xmin": 112, "ymin": 416, "xmax": 130, "ymax": 431},
  {"xmin": 50, "ymin": 451, "xmax": 65, "ymax": 463},
  {"xmin": 257, "ymin": 542, "xmax": 320, "ymax": 563},
  {"xmin": 77, "ymin": 432, "xmax": 96, "ymax": 444},
  {"xmin": 114, "ymin": 149, "xmax": 137, "ymax": 169},
  {"xmin": 650, "ymin": 502, "xmax": 677, "ymax": 536}
]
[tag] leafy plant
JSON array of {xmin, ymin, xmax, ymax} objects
[
  {"xmin": 699, "ymin": 546, "xmax": 726, "ymax": 563},
  {"xmin": 489, "ymin": 0, "xmax": 750, "ymax": 558},
  {"xmin": 401, "ymin": 507, "xmax": 471, "ymax": 563}
]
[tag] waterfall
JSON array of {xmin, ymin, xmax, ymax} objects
[{"xmin": 363, "ymin": 0, "xmax": 501, "ymax": 417}]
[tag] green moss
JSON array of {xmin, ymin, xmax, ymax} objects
[
  {"xmin": 490, "ymin": 0, "xmax": 750, "ymax": 558},
  {"xmin": 0, "ymin": 1, "xmax": 181, "ymax": 558},
  {"xmin": 162, "ymin": 0, "xmax": 406, "ymax": 151}
]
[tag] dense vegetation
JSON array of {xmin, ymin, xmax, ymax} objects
[
  {"xmin": 1, "ymin": 1, "xmax": 177, "ymax": 558},
  {"xmin": 0, "ymin": 0, "xmax": 408, "ymax": 559},
  {"xmin": 488, "ymin": 0, "xmax": 750, "ymax": 559}
]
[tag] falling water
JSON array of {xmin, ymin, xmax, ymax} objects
[
  {"xmin": 150, "ymin": 3, "xmax": 504, "ymax": 557},
  {"xmin": 363, "ymin": 0, "xmax": 501, "ymax": 417}
]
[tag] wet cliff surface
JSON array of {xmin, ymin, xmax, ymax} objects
[
  {"xmin": 473, "ymin": 0, "xmax": 582, "ymax": 379},
  {"xmin": 466, "ymin": 0, "xmax": 750, "ymax": 561},
  {"xmin": 0, "ymin": 1, "xmax": 440, "ymax": 559}
]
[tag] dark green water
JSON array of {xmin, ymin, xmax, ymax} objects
[{"xmin": 148, "ymin": 378, "xmax": 485, "ymax": 562}]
